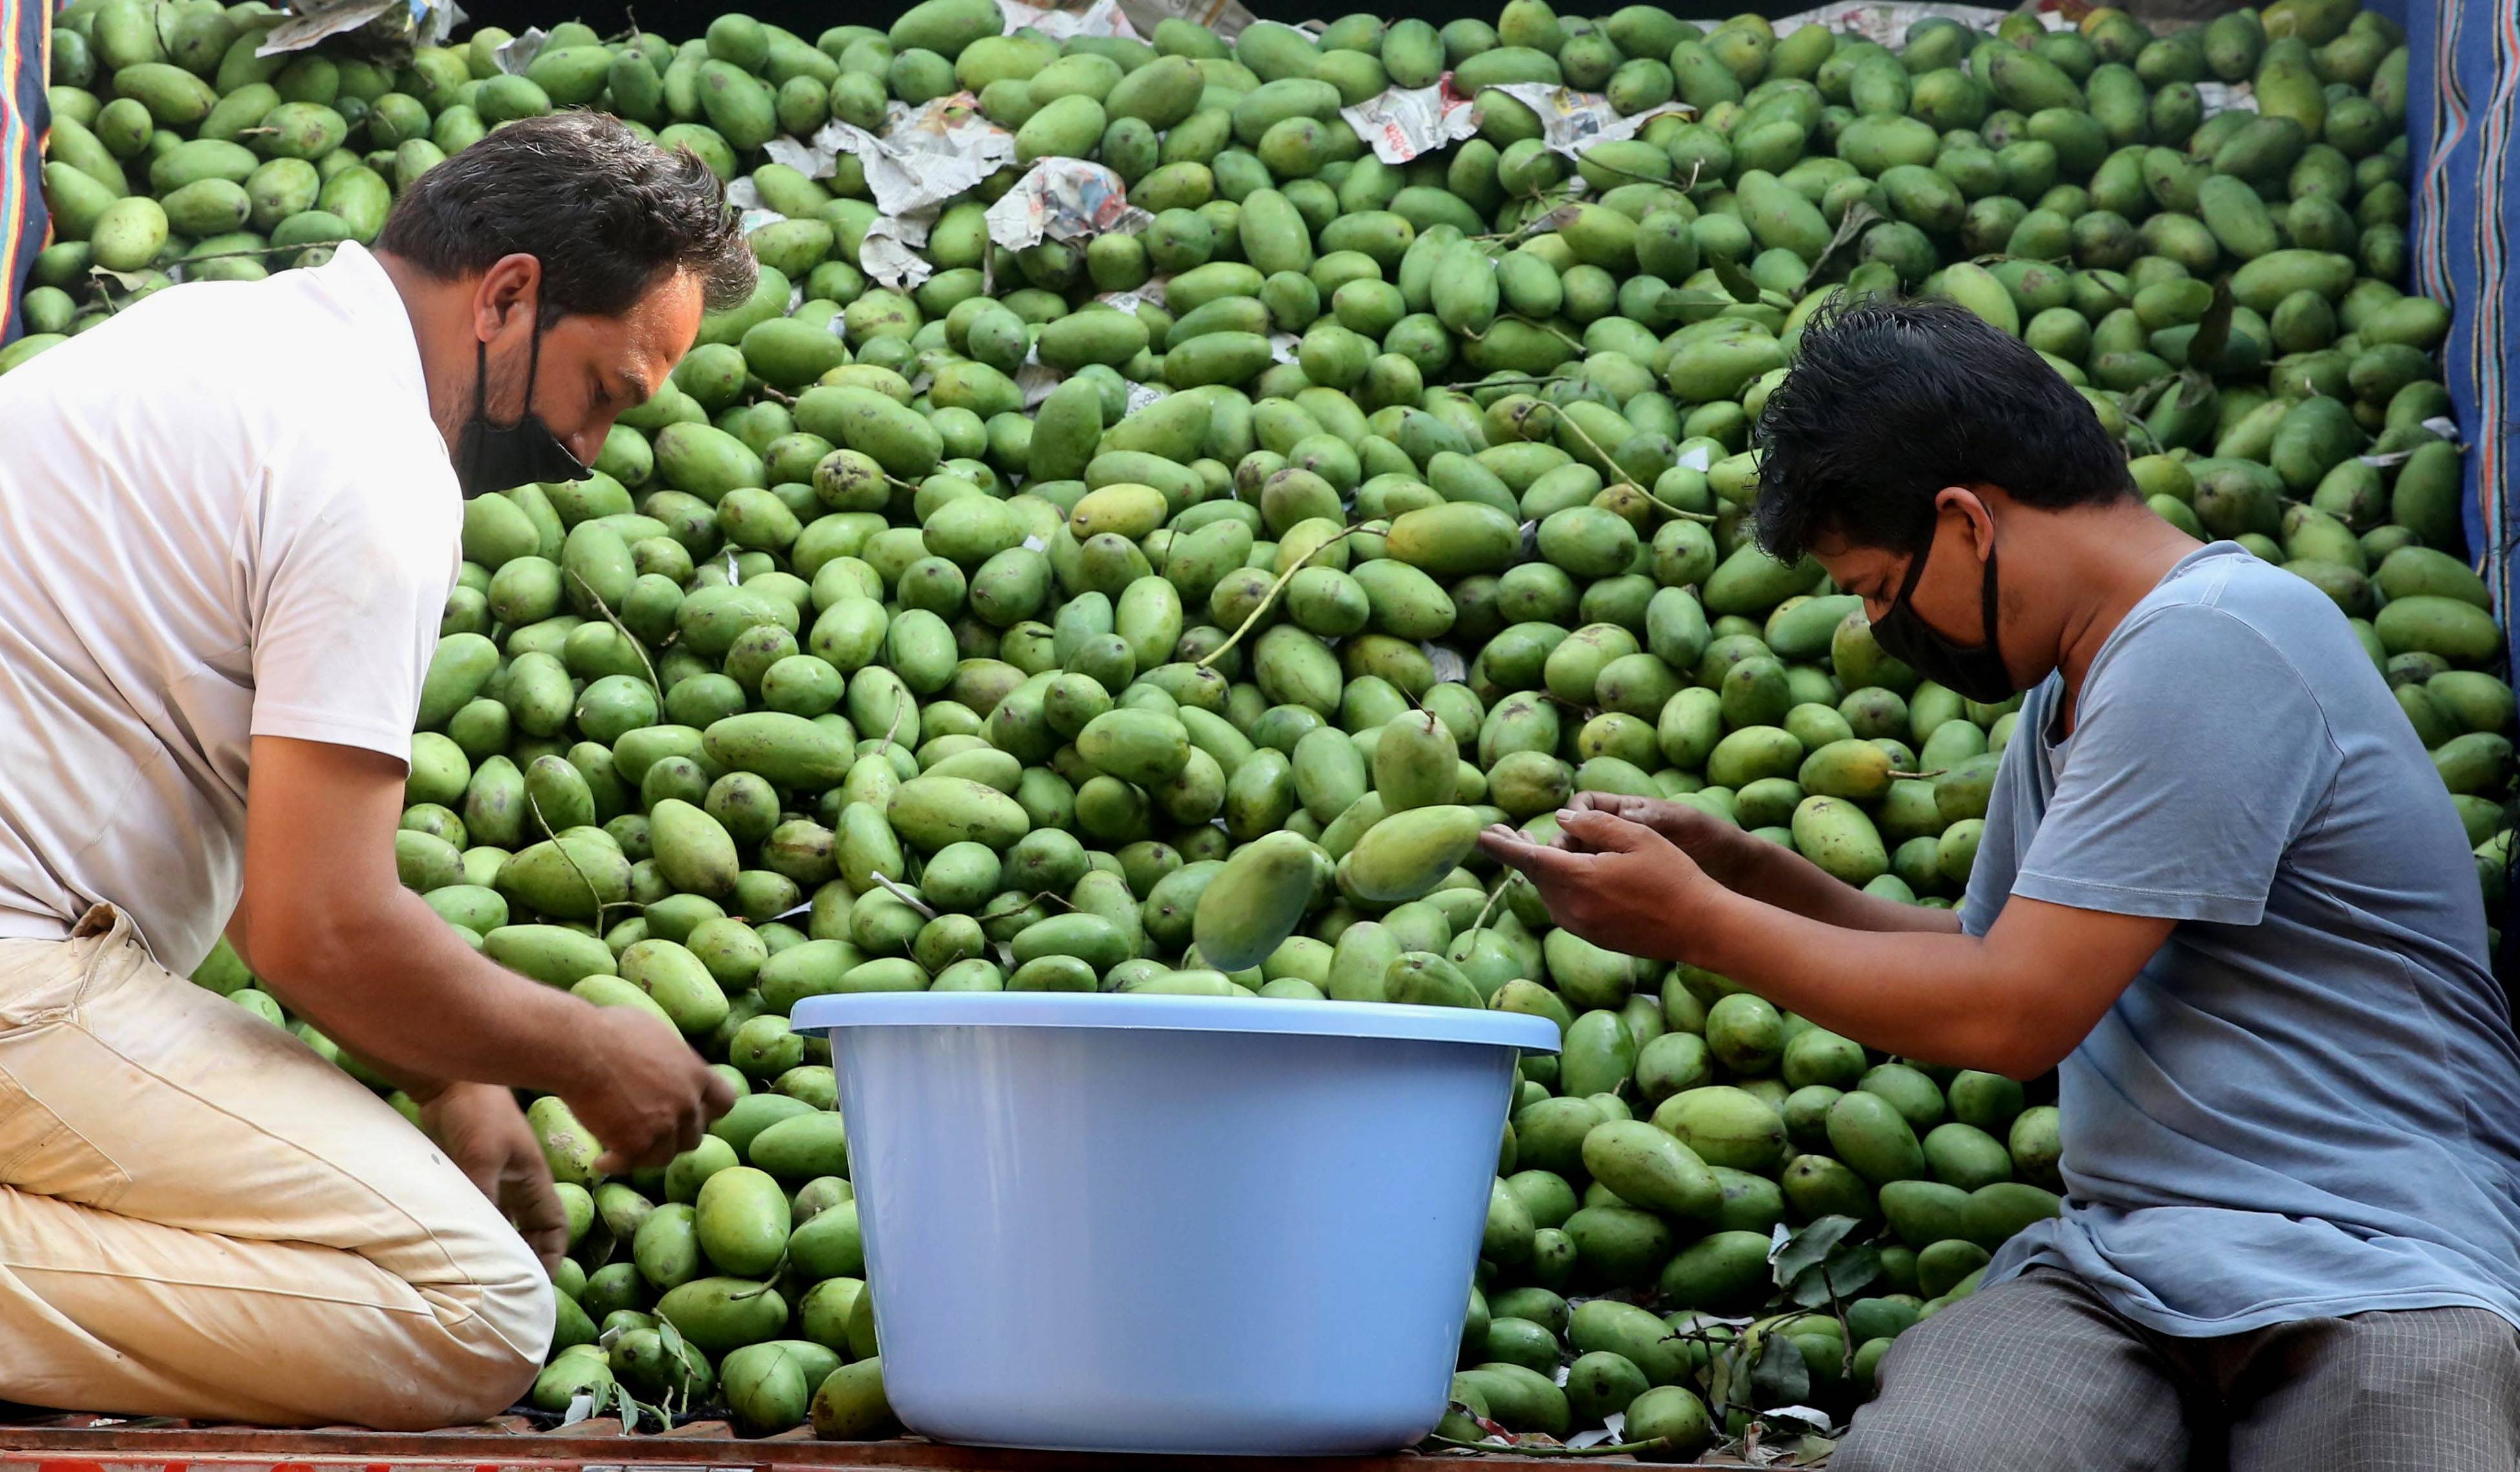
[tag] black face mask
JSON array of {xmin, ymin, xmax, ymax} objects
[
  {"xmin": 452, "ymin": 322, "xmax": 587, "ymax": 498},
  {"xmin": 1870, "ymin": 514, "xmax": 2016, "ymax": 704}
]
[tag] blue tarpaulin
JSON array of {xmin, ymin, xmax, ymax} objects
[
  {"xmin": 1, "ymin": 0, "xmax": 45, "ymax": 343},
  {"xmin": 2378, "ymin": 0, "xmax": 2516, "ymax": 648}
]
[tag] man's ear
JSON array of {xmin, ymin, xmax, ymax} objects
[
  {"xmin": 1935, "ymin": 484, "xmax": 1999, "ymax": 561},
  {"xmin": 470, "ymin": 254, "xmax": 545, "ymax": 344}
]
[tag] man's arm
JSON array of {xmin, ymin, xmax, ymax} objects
[
  {"xmin": 1482, "ymin": 810, "xmax": 2173, "ymax": 1077},
  {"xmin": 231, "ymin": 735, "xmax": 732, "ymax": 1170},
  {"xmin": 1557, "ymin": 792, "xmax": 1963, "ymax": 935}
]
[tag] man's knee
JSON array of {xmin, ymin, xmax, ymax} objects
[
  {"xmin": 1832, "ymin": 1383, "xmax": 1965, "ymax": 1472},
  {"xmin": 374, "ymin": 1218, "xmax": 552, "ymax": 1429}
]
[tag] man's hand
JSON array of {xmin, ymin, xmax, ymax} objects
[
  {"xmin": 1478, "ymin": 809, "xmax": 1717, "ymax": 961},
  {"xmin": 1558, "ymin": 791, "xmax": 1761, "ymax": 886},
  {"xmin": 234, "ymin": 736, "xmax": 734, "ymax": 1156},
  {"xmin": 419, "ymin": 1082, "xmax": 570, "ymax": 1277},
  {"xmin": 562, "ymin": 1008, "xmax": 737, "ymax": 1174}
]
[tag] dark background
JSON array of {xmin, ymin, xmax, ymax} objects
[{"xmin": 480, "ymin": 0, "xmax": 1820, "ymax": 42}]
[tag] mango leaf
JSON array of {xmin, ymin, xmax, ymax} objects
[
  {"xmin": 1714, "ymin": 256, "xmax": 1764, "ymax": 304},
  {"xmin": 2189, "ymin": 278, "xmax": 2235, "ymax": 371},
  {"xmin": 1787, "ymin": 1243, "xmax": 1882, "ymax": 1308},
  {"xmin": 1770, "ymin": 1214, "xmax": 1862, "ymax": 1289},
  {"xmin": 1749, "ymin": 1332, "xmax": 1811, "ymax": 1406},
  {"xmin": 1706, "ymin": 1337, "xmax": 1753, "ymax": 1420}
]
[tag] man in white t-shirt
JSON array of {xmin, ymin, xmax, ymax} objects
[{"xmin": 0, "ymin": 114, "xmax": 750, "ymax": 1427}]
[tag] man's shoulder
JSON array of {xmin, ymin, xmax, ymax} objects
[{"xmin": 2111, "ymin": 546, "xmax": 2356, "ymax": 673}]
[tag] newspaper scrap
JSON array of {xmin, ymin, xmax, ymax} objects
[
  {"xmin": 1105, "ymin": 0, "xmax": 1256, "ymax": 43},
  {"xmin": 2196, "ymin": 81, "xmax": 2258, "ymax": 118},
  {"xmin": 817, "ymin": 95, "xmax": 1017, "ymax": 219},
  {"xmin": 763, "ymin": 135, "xmax": 838, "ymax": 179},
  {"xmin": 861, "ymin": 214, "xmax": 936, "ymax": 289},
  {"xmin": 492, "ymin": 25, "xmax": 548, "ymax": 74},
  {"xmin": 1340, "ymin": 77, "xmax": 1479, "ymax": 165},
  {"xmin": 1770, "ymin": 1, "xmax": 2011, "ymax": 44},
  {"xmin": 984, "ymin": 160, "xmax": 1153, "ymax": 251},
  {"xmin": 1267, "ymin": 331, "xmax": 1301, "ymax": 364},
  {"xmin": 1001, "ymin": 0, "xmax": 1142, "ymax": 41},
  {"xmin": 721, "ymin": 178, "xmax": 789, "ymax": 238},
  {"xmin": 1123, "ymin": 379, "xmax": 1165, "ymax": 414},
  {"xmin": 1479, "ymin": 84, "xmax": 1693, "ymax": 161},
  {"xmin": 1096, "ymin": 289, "xmax": 1151, "ymax": 313},
  {"xmin": 1017, "ymin": 359, "xmax": 1065, "ymax": 408},
  {"xmin": 255, "ymin": 0, "xmax": 398, "ymax": 55},
  {"xmin": 1423, "ymin": 643, "xmax": 1468, "ymax": 686}
]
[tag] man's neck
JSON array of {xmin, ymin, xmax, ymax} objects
[
  {"xmin": 374, "ymin": 250, "xmax": 466, "ymax": 452},
  {"xmin": 2046, "ymin": 505, "xmax": 2207, "ymax": 730}
]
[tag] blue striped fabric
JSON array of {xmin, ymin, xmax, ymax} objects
[
  {"xmin": 0, "ymin": 0, "xmax": 47, "ymax": 344},
  {"xmin": 2379, "ymin": 0, "xmax": 2517, "ymax": 660}
]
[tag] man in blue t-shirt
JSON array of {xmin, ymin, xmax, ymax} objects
[{"xmin": 1481, "ymin": 299, "xmax": 2520, "ymax": 1471}]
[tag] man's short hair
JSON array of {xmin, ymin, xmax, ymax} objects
[
  {"xmin": 377, "ymin": 111, "xmax": 757, "ymax": 320},
  {"xmin": 1751, "ymin": 296, "xmax": 2135, "ymax": 563}
]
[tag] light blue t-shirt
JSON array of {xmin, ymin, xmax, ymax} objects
[{"xmin": 1962, "ymin": 542, "xmax": 2520, "ymax": 1336}]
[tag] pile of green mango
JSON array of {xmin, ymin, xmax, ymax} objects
[{"xmin": 42, "ymin": 0, "xmax": 2502, "ymax": 1449}]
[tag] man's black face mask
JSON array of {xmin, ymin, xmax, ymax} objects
[
  {"xmin": 453, "ymin": 310, "xmax": 586, "ymax": 498},
  {"xmin": 1869, "ymin": 503, "xmax": 2015, "ymax": 704}
]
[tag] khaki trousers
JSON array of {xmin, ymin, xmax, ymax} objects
[{"xmin": 0, "ymin": 907, "xmax": 552, "ymax": 1427}]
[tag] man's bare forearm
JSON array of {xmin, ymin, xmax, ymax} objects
[
  {"xmin": 1675, "ymin": 887, "xmax": 2033, "ymax": 1069},
  {"xmin": 241, "ymin": 887, "xmax": 603, "ymax": 1098},
  {"xmin": 1722, "ymin": 834, "xmax": 1967, "ymax": 934}
]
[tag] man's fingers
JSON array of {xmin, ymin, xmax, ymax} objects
[
  {"xmin": 1564, "ymin": 790, "xmax": 1643, "ymax": 818},
  {"xmin": 1557, "ymin": 809, "xmax": 1665, "ymax": 854},
  {"xmin": 1478, "ymin": 826, "xmax": 1586, "ymax": 878},
  {"xmin": 504, "ymin": 1158, "xmax": 572, "ymax": 1277}
]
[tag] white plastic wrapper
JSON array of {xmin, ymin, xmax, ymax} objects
[
  {"xmin": 818, "ymin": 95, "xmax": 1017, "ymax": 219},
  {"xmin": 984, "ymin": 160, "xmax": 1153, "ymax": 251},
  {"xmin": 1001, "ymin": 0, "xmax": 1141, "ymax": 40},
  {"xmin": 1479, "ymin": 84, "xmax": 1693, "ymax": 160},
  {"xmin": 2196, "ymin": 81, "xmax": 2259, "ymax": 118},
  {"xmin": 1340, "ymin": 78, "xmax": 1481, "ymax": 164},
  {"xmin": 1772, "ymin": 1, "xmax": 2011, "ymax": 44},
  {"xmin": 1268, "ymin": 331, "xmax": 1301, "ymax": 364},
  {"xmin": 491, "ymin": 25, "xmax": 547, "ymax": 74}
]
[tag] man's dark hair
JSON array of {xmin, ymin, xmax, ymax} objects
[
  {"xmin": 377, "ymin": 112, "xmax": 756, "ymax": 319},
  {"xmin": 1751, "ymin": 296, "xmax": 2134, "ymax": 563}
]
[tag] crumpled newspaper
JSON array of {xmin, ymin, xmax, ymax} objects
[
  {"xmin": 720, "ymin": 177, "xmax": 790, "ymax": 238},
  {"xmin": 861, "ymin": 216, "xmax": 936, "ymax": 289},
  {"xmin": 1479, "ymin": 83, "xmax": 1693, "ymax": 160},
  {"xmin": 1001, "ymin": 0, "xmax": 1140, "ymax": 41},
  {"xmin": 1771, "ymin": 1, "xmax": 2013, "ymax": 44},
  {"xmin": 1105, "ymin": 0, "xmax": 1255, "ymax": 43},
  {"xmin": 256, "ymin": 0, "xmax": 461, "ymax": 56},
  {"xmin": 985, "ymin": 160, "xmax": 1153, "ymax": 251},
  {"xmin": 817, "ymin": 95, "xmax": 1017, "ymax": 219},
  {"xmin": 1340, "ymin": 77, "xmax": 1480, "ymax": 165},
  {"xmin": 1016, "ymin": 357, "xmax": 1065, "ymax": 408},
  {"xmin": 491, "ymin": 25, "xmax": 546, "ymax": 74}
]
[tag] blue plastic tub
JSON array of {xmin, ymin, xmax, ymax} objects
[{"xmin": 791, "ymin": 992, "xmax": 1559, "ymax": 1455}]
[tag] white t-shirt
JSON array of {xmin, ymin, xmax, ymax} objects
[{"xmin": 0, "ymin": 243, "xmax": 460, "ymax": 973}]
